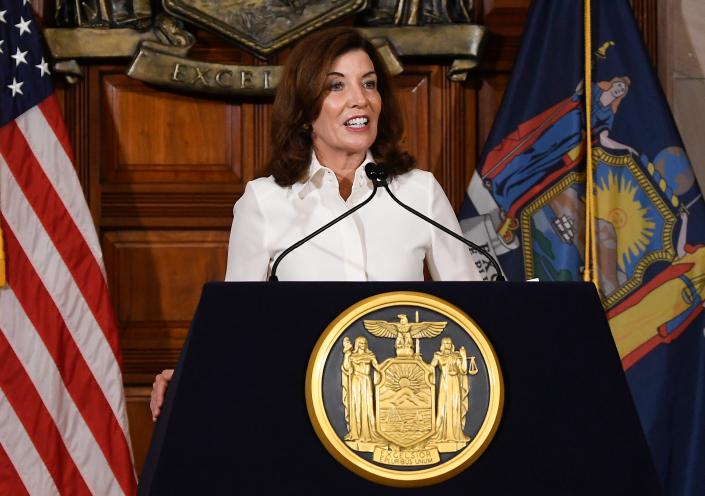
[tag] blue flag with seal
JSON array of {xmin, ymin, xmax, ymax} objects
[{"xmin": 459, "ymin": 1, "xmax": 705, "ymax": 494}]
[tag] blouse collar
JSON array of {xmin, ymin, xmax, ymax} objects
[{"xmin": 295, "ymin": 150, "xmax": 397, "ymax": 199}]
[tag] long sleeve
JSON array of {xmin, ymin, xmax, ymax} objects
[
  {"xmin": 224, "ymin": 181, "xmax": 271, "ymax": 281},
  {"xmin": 425, "ymin": 175, "xmax": 483, "ymax": 281}
]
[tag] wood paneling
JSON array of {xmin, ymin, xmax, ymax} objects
[
  {"xmin": 478, "ymin": 0, "xmax": 531, "ymax": 72},
  {"xmin": 100, "ymin": 183, "xmax": 239, "ymax": 228},
  {"xmin": 101, "ymin": 74, "xmax": 245, "ymax": 184},
  {"xmin": 394, "ymin": 66, "xmax": 478, "ymax": 210},
  {"xmin": 438, "ymin": 70, "xmax": 477, "ymax": 209},
  {"xmin": 125, "ymin": 387, "xmax": 154, "ymax": 475},
  {"xmin": 476, "ymin": 75, "xmax": 509, "ymax": 152},
  {"xmin": 476, "ymin": 0, "xmax": 530, "ymax": 152},
  {"xmin": 245, "ymin": 101, "xmax": 274, "ymax": 178},
  {"xmin": 395, "ymin": 70, "xmax": 433, "ymax": 171},
  {"xmin": 102, "ymin": 230, "xmax": 229, "ymax": 384},
  {"xmin": 631, "ymin": 0, "xmax": 658, "ymax": 66}
]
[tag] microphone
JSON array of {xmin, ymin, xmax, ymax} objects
[
  {"xmin": 375, "ymin": 164, "xmax": 506, "ymax": 282},
  {"xmin": 268, "ymin": 162, "xmax": 382, "ymax": 281},
  {"xmin": 364, "ymin": 161, "xmax": 389, "ymax": 187}
]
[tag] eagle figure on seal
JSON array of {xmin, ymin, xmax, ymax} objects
[{"xmin": 363, "ymin": 314, "xmax": 447, "ymax": 357}]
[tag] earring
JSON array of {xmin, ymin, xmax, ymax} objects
[{"xmin": 302, "ymin": 123, "xmax": 310, "ymax": 131}]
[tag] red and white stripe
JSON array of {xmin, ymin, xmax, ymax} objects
[
  {"xmin": 0, "ymin": 95, "xmax": 136, "ymax": 495},
  {"xmin": 0, "ymin": 389, "xmax": 58, "ymax": 495}
]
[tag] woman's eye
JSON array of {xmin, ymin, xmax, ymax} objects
[
  {"xmin": 364, "ymin": 80, "xmax": 377, "ymax": 89},
  {"xmin": 330, "ymin": 81, "xmax": 344, "ymax": 91}
]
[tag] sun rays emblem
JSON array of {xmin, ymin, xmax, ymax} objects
[
  {"xmin": 595, "ymin": 171, "xmax": 656, "ymax": 272},
  {"xmin": 384, "ymin": 364, "xmax": 427, "ymax": 393}
]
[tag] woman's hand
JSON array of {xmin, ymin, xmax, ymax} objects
[{"xmin": 150, "ymin": 369, "xmax": 174, "ymax": 421}]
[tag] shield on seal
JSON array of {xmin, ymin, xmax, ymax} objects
[
  {"xmin": 376, "ymin": 357, "xmax": 435, "ymax": 448},
  {"xmin": 163, "ymin": 0, "xmax": 367, "ymax": 57}
]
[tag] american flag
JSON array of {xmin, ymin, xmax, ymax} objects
[{"xmin": 0, "ymin": 1, "xmax": 137, "ymax": 494}]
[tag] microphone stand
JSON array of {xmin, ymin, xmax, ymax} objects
[{"xmin": 378, "ymin": 175, "xmax": 506, "ymax": 282}]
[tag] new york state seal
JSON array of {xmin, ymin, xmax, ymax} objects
[{"xmin": 306, "ymin": 292, "xmax": 504, "ymax": 486}]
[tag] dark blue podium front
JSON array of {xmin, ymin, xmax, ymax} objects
[{"xmin": 138, "ymin": 282, "xmax": 661, "ymax": 495}]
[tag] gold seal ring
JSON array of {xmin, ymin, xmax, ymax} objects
[{"xmin": 306, "ymin": 291, "xmax": 504, "ymax": 487}]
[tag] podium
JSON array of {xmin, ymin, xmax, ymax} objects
[{"xmin": 138, "ymin": 282, "xmax": 661, "ymax": 495}]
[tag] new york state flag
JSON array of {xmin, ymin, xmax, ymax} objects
[{"xmin": 460, "ymin": 1, "xmax": 705, "ymax": 494}]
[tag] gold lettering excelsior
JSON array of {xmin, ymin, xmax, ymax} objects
[
  {"xmin": 127, "ymin": 44, "xmax": 283, "ymax": 96},
  {"xmin": 171, "ymin": 63, "xmax": 186, "ymax": 82},
  {"xmin": 240, "ymin": 70, "xmax": 254, "ymax": 89},
  {"xmin": 340, "ymin": 314, "xmax": 480, "ymax": 467},
  {"xmin": 169, "ymin": 63, "xmax": 274, "ymax": 90},
  {"xmin": 373, "ymin": 447, "xmax": 440, "ymax": 466},
  {"xmin": 191, "ymin": 66, "xmax": 210, "ymax": 86},
  {"xmin": 215, "ymin": 70, "xmax": 233, "ymax": 87}
]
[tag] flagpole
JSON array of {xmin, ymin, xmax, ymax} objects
[{"xmin": 583, "ymin": 0, "xmax": 599, "ymax": 289}]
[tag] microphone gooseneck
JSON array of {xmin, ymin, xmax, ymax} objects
[
  {"xmin": 268, "ymin": 162, "xmax": 381, "ymax": 281},
  {"xmin": 376, "ymin": 165, "xmax": 506, "ymax": 282}
]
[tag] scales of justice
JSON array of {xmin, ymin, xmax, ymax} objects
[{"xmin": 340, "ymin": 312, "xmax": 479, "ymax": 466}]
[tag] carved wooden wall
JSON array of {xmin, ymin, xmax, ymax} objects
[{"xmin": 49, "ymin": 0, "xmax": 658, "ymax": 475}]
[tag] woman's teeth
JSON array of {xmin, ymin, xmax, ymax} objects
[{"xmin": 345, "ymin": 117, "xmax": 368, "ymax": 128}]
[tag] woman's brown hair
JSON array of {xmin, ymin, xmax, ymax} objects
[{"xmin": 267, "ymin": 26, "xmax": 415, "ymax": 186}]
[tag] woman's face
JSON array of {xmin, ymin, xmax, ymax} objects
[
  {"xmin": 311, "ymin": 49, "xmax": 382, "ymax": 161},
  {"xmin": 610, "ymin": 80, "xmax": 627, "ymax": 98}
]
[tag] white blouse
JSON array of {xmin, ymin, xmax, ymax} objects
[{"xmin": 224, "ymin": 153, "xmax": 482, "ymax": 281}]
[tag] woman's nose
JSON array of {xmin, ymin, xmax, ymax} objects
[{"xmin": 347, "ymin": 86, "xmax": 367, "ymax": 108}]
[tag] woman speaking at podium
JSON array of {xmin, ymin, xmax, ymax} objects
[{"xmin": 151, "ymin": 27, "xmax": 481, "ymax": 419}]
